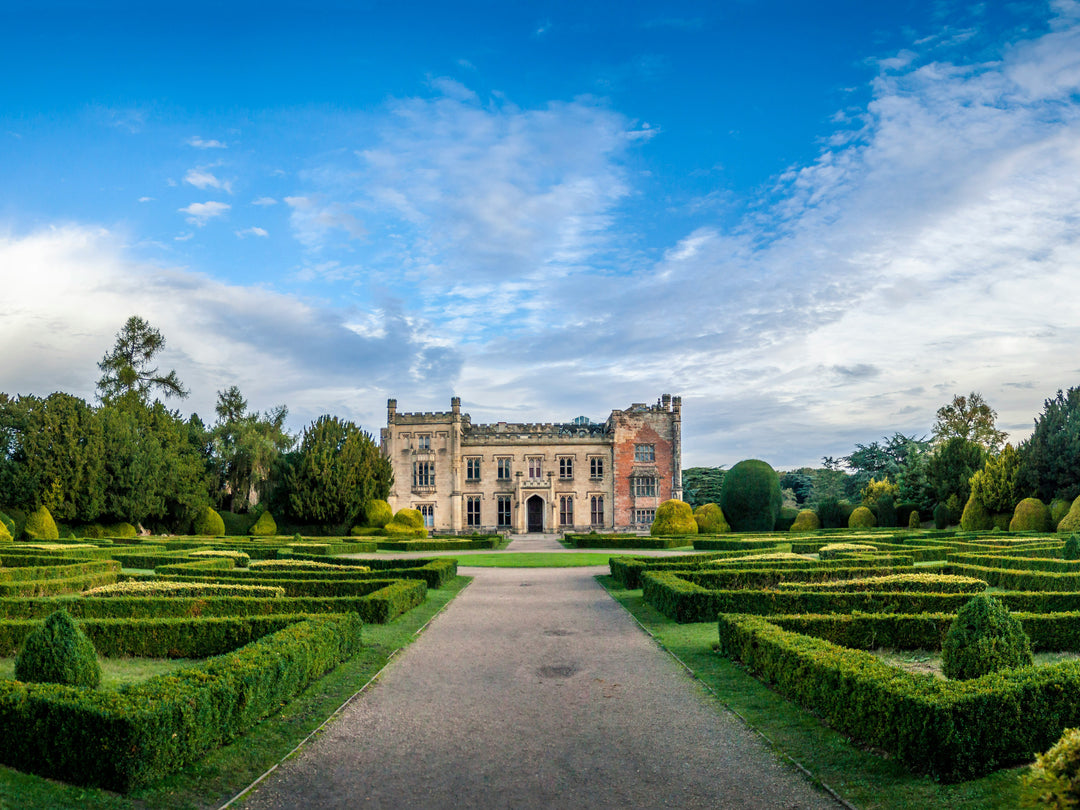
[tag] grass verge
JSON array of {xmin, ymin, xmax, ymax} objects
[
  {"xmin": 0, "ymin": 656, "xmax": 192, "ymax": 690},
  {"xmin": 0, "ymin": 575, "xmax": 472, "ymax": 810},
  {"xmin": 597, "ymin": 574, "xmax": 1024, "ymax": 810},
  {"xmin": 455, "ymin": 552, "xmax": 614, "ymax": 567}
]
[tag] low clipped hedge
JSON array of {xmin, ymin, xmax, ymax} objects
[
  {"xmin": 568, "ymin": 534, "xmax": 692, "ymax": 550},
  {"xmin": 0, "ymin": 613, "xmax": 362, "ymax": 792},
  {"xmin": 375, "ymin": 537, "xmax": 499, "ymax": 552},
  {"xmin": 947, "ymin": 552, "xmax": 1080, "ymax": 573},
  {"xmin": 718, "ymin": 613, "xmax": 1080, "ymax": 781},
  {"xmin": 776, "ymin": 573, "xmax": 987, "ymax": 593},
  {"xmin": 692, "ymin": 537, "xmax": 792, "ymax": 552},
  {"xmin": 608, "ymin": 548, "xmax": 790, "ymax": 589},
  {"xmin": 947, "ymin": 563, "xmax": 1080, "ymax": 592},
  {"xmin": 0, "ymin": 580, "xmax": 426, "ymax": 625},
  {"xmin": 0, "ymin": 614, "xmax": 312, "ymax": 657}
]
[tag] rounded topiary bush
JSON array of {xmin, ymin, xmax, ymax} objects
[
  {"xmin": 386, "ymin": 508, "xmax": 427, "ymax": 537},
  {"xmin": 250, "ymin": 511, "xmax": 277, "ymax": 537},
  {"xmin": 790, "ymin": 509, "xmax": 820, "ymax": 532},
  {"xmin": 848, "ymin": 506, "xmax": 876, "ymax": 529},
  {"xmin": 692, "ymin": 503, "xmax": 729, "ymax": 534},
  {"xmin": 106, "ymin": 522, "xmax": 137, "ymax": 539},
  {"xmin": 1064, "ymin": 534, "xmax": 1080, "ymax": 562},
  {"xmin": 719, "ymin": 459, "xmax": 782, "ymax": 532},
  {"xmin": 1059, "ymin": 496, "xmax": 1080, "ymax": 534},
  {"xmin": 651, "ymin": 500, "xmax": 697, "ymax": 536},
  {"xmin": 907, "ymin": 509, "xmax": 921, "ymax": 530},
  {"xmin": 193, "ymin": 506, "xmax": 225, "ymax": 537},
  {"xmin": 1010, "ymin": 497, "xmax": 1052, "ymax": 533},
  {"xmin": 1052, "ymin": 499, "xmax": 1072, "ymax": 530},
  {"xmin": 366, "ymin": 499, "xmax": 393, "ymax": 529},
  {"xmin": 1022, "ymin": 727, "xmax": 1080, "ymax": 809},
  {"xmin": 941, "ymin": 595, "xmax": 1033, "ymax": 681},
  {"xmin": 960, "ymin": 493, "xmax": 993, "ymax": 532},
  {"xmin": 0, "ymin": 521, "xmax": 11, "ymax": 544},
  {"xmin": 23, "ymin": 505, "xmax": 59, "ymax": 541},
  {"xmin": 15, "ymin": 609, "xmax": 101, "ymax": 688},
  {"xmin": 0, "ymin": 510, "xmax": 15, "ymax": 538}
]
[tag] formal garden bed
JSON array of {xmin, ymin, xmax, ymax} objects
[
  {"xmin": 0, "ymin": 534, "xmax": 469, "ymax": 803},
  {"xmin": 605, "ymin": 529, "xmax": 1080, "ymax": 799}
]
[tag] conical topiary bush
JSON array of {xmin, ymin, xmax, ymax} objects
[
  {"xmin": 942, "ymin": 595, "xmax": 1032, "ymax": 681},
  {"xmin": 15, "ymin": 609, "xmax": 101, "ymax": 688}
]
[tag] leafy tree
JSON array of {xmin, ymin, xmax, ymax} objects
[
  {"xmin": 286, "ymin": 416, "xmax": 392, "ymax": 529},
  {"xmin": 925, "ymin": 437, "xmax": 986, "ymax": 508},
  {"xmin": 779, "ymin": 471, "xmax": 812, "ymax": 505},
  {"xmin": 681, "ymin": 467, "xmax": 724, "ymax": 509},
  {"xmin": 212, "ymin": 386, "xmax": 293, "ymax": 512},
  {"xmin": 1018, "ymin": 387, "xmax": 1080, "ymax": 502},
  {"xmin": 843, "ymin": 433, "xmax": 929, "ymax": 494},
  {"xmin": 807, "ymin": 463, "xmax": 850, "ymax": 503},
  {"xmin": 0, "ymin": 393, "xmax": 106, "ymax": 521},
  {"xmin": 969, "ymin": 443, "xmax": 1024, "ymax": 514},
  {"xmin": 932, "ymin": 392, "xmax": 1007, "ymax": 453},
  {"xmin": 96, "ymin": 315, "xmax": 188, "ymax": 405}
]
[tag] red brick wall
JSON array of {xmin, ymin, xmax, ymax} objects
[{"xmin": 612, "ymin": 410, "xmax": 676, "ymax": 529}]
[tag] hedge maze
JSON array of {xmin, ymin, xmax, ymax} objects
[
  {"xmin": 611, "ymin": 529, "xmax": 1080, "ymax": 782},
  {"xmin": 0, "ymin": 532, "xmax": 460, "ymax": 791}
]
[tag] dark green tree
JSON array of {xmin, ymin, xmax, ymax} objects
[
  {"xmin": 1018, "ymin": 387, "xmax": 1080, "ymax": 502},
  {"xmin": 925, "ymin": 437, "xmax": 986, "ymax": 508},
  {"xmin": 96, "ymin": 315, "xmax": 188, "ymax": 405},
  {"xmin": 212, "ymin": 386, "xmax": 293, "ymax": 512},
  {"xmin": 779, "ymin": 471, "xmax": 812, "ymax": 504},
  {"xmin": 286, "ymin": 415, "xmax": 392, "ymax": 528},
  {"xmin": 681, "ymin": 467, "xmax": 725, "ymax": 509}
]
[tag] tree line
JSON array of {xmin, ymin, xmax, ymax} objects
[
  {"xmin": 684, "ymin": 389, "xmax": 1080, "ymax": 526},
  {"xmin": 0, "ymin": 316, "xmax": 391, "ymax": 533}
]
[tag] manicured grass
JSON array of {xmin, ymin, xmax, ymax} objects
[
  {"xmin": 598, "ymin": 575, "xmax": 1024, "ymax": 810},
  {"xmin": 0, "ymin": 575, "xmax": 472, "ymax": 810},
  {"xmin": 456, "ymin": 552, "xmax": 614, "ymax": 567},
  {"xmin": 0, "ymin": 657, "xmax": 192, "ymax": 690}
]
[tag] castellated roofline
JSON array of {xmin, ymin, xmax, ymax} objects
[{"xmin": 388, "ymin": 394, "xmax": 679, "ymax": 428}]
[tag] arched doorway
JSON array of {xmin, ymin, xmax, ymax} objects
[{"xmin": 526, "ymin": 495, "xmax": 545, "ymax": 533}]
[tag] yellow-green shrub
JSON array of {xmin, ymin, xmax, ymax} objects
[
  {"xmin": 960, "ymin": 493, "xmax": 993, "ymax": 531},
  {"xmin": 250, "ymin": 511, "xmax": 277, "ymax": 537},
  {"xmin": 1052, "ymin": 499, "xmax": 1072, "ymax": 530},
  {"xmin": 907, "ymin": 510, "xmax": 921, "ymax": 529},
  {"xmin": 23, "ymin": 506, "xmax": 59, "ymax": 541},
  {"xmin": 193, "ymin": 506, "xmax": 225, "ymax": 537},
  {"xmin": 386, "ymin": 508, "xmax": 426, "ymax": 537},
  {"xmin": 1059, "ymin": 496, "xmax": 1080, "ymax": 534},
  {"xmin": 0, "ymin": 522, "xmax": 11, "ymax": 544},
  {"xmin": 941, "ymin": 595, "xmax": 1032, "ymax": 681},
  {"xmin": 651, "ymin": 500, "xmax": 697, "ymax": 536},
  {"xmin": 693, "ymin": 503, "xmax": 730, "ymax": 534},
  {"xmin": 106, "ymin": 522, "xmax": 137, "ymax": 539},
  {"xmin": 789, "ymin": 509, "xmax": 820, "ymax": 532},
  {"xmin": 1010, "ymin": 497, "xmax": 1052, "ymax": 532},
  {"xmin": 366, "ymin": 499, "xmax": 393, "ymax": 528},
  {"xmin": 848, "ymin": 506, "xmax": 876, "ymax": 529},
  {"xmin": 1023, "ymin": 727, "xmax": 1080, "ymax": 809}
]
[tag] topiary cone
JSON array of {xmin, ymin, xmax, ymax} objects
[{"xmin": 15, "ymin": 609, "xmax": 101, "ymax": 688}]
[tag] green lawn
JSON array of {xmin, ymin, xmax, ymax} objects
[
  {"xmin": 0, "ymin": 576, "xmax": 473, "ymax": 810},
  {"xmin": 455, "ymin": 552, "xmax": 614, "ymax": 567},
  {"xmin": 598, "ymin": 574, "xmax": 1025, "ymax": 810},
  {"xmin": 0, "ymin": 657, "xmax": 191, "ymax": 690}
]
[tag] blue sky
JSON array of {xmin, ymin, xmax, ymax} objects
[{"xmin": 2, "ymin": 0, "xmax": 1079, "ymax": 468}]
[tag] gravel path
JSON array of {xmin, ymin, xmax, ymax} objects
[{"xmin": 237, "ymin": 555, "xmax": 840, "ymax": 809}]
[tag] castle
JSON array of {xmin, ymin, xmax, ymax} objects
[{"xmin": 380, "ymin": 395, "xmax": 682, "ymax": 534}]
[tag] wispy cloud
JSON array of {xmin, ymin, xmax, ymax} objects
[
  {"xmin": 284, "ymin": 196, "xmax": 366, "ymax": 248},
  {"xmin": 184, "ymin": 168, "xmax": 232, "ymax": 193},
  {"xmin": 252, "ymin": 196, "xmax": 277, "ymax": 206},
  {"xmin": 187, "ymin": 136, "xmax": 227, "ymax": 149},
  {"xmin": 235, "ymin": 226, "xmax": 268, "ymax": 238},
  {"xmin": 179, "ymin": 201, "xmax": 230, "ymax": 226}
]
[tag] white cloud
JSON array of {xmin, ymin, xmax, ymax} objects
[
  {"xmin": 179, "ymin": 201, "xmax": 230, "ymax": 226},
  {"xmin": 184, "ymin": 168, "xmax": 232, "ymax": 193},
  {"xmin": 235, "ymin": 227, "xmax": 268, "ymax": 238},
  {"xmin": 174, "ymin": 232, "xmax": 194, "ymax": 241},
  {"xmin": 284, "ymin": 196, "xmax": 366, "ymax": 248},
  {"xmin": 0, "ymin": 226, "xmax": 461, "ymax": 430},
  {"xmin": 138, "ymin": 196, "xmax": 154, "ymax": 203},
  {"xmin": 187, "ymin": 136, "xmax": 227, "ymax": 149},
  {"xmin": 252, "ymin": 196, "xmax": 277, "ymax": 206}
]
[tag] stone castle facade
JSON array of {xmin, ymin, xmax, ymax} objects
[{"xmin": 380, "ymin": 395, "xmax": 682, "ymax": 534}]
